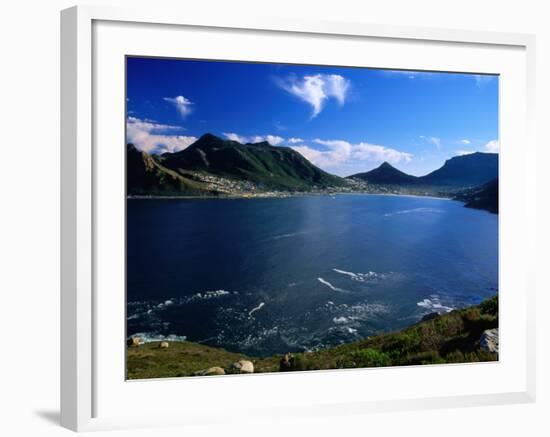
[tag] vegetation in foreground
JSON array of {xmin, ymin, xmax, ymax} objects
[{"xmin": 127, "ymin": 295, "xmax": 498, "ymax": 380}]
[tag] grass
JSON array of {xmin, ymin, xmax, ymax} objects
[{"xmin": 127, "ymin": 295, "xmax": 498, "ymax": 380}]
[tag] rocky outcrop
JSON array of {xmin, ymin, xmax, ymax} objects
[
  {"xmin": 194, "ymin": 367, "xmax": 226, "ymax": 376},
  {"xmin": 159, "ymin": 341, "xmax": 170, "ymax": 349},
  {"xmin": 127, "ymin": 336, "xmax": 142, "ymax": 347},
  {"xmin": 480, "ymin": 328, "xmax": 499, "ymax": 353},
  {"xmin": 229, "ymin": 360, "xmax": 254, "ymax": 374}
]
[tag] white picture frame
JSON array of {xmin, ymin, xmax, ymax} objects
[{"xmin": 61, "ymin": 5, "xmax": 537, "ymax": 432}]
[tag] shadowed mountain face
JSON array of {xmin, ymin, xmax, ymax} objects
[
  {"xmin": 348, "ymin": 162, "xmax": 419, "ymax": 184},
  {"xmin": 127, "ymin": 134, "xmax": 345, "ymax": 196},
  {"xmin": 453, "ymin": 178, "xmax": 499, "ymax": 214},
  {"xmin": 419, "ymin": 152, "xmax": 498, "ymax": 187},
  {"xmin": 127, "ymin": 144, "xmax": 208, "ymax": 196}
]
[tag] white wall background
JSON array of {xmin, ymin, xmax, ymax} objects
[{"xmin": 0, "ymin": 0, "xmax": 547, "ymax": 435}]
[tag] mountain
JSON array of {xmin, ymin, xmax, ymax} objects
[
  {"xmin": 418, "ymin": 152, "xmax": 498, "ymax": 187},
  {"xmin": 157, "ymin": 133, "xmax": 345, "ymax": 191},
  {"xmin": 453, "ymin": 178, "xmax": 499, "ymax": 214},
  {"xmin": 348, "ymin": 162, "xmax": 418, "ymax": 184},
  {"xmin": 127, "ymin": 134, "xmax": 345, "ymax": 196},
  {"xmin": 127, "ymin": 144, "xmax": 209, "ymax": 196}
]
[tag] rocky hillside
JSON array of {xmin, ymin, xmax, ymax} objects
[{"xmin": 127, "ymin": 295, "xmax": 498, "ymax": 379}]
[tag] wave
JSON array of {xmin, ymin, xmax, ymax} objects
[
  {"xmin": 384, "ymin": 207, "xmax": 443, "ymax": 217},
  {"xmin": 317, "ymin": 277, "xmax": 346, "ymax": 292},
  {"xmin": 267, "ymin": 231, "xmax": 306, "ymax": 241},
  {"xmin": 333, "ymin": 268, "xmax": 385, "ymax": 282},
  {"xmin": 127, "ymin": 289, "xmax": 238, "ymax": 321},
  {"xmin": 417, "ymin": 295, "xmax": 454, "ymax": 313},
  {"xmin": 248, "ymin": 302, "xmax": 265, "ymax": 317},
  {"xmin": 127, "ymin": 332, "xmax": 188, "ymax": 343}
]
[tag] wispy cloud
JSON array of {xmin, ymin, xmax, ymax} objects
[
  {"xmin": 420, "ymin": 135, "xmax": 441, "ymax": 150},
  {"xmin": 460, "ymin": 139, "xmax": 471, "ymax": 145},
  {"xmin": 163, "ymin": 95, "xmax": 194, "ymax": 119},
  {"xmin": 276, "ymin": 74, "xmax": 350, "ymax": 118},
  {"xmin": 292, "ymin": 138, "xmax": 412, "ymax": 175},
  {"xmin": 484, "ymin": 139, "xmax": 499, "ymax": 153},
  {"xmin": 286, "ymin": 137, "xmax": 304, "ymax": 144},
  {"xmin": 126, "ymin": 116, "xmax": 197, "ymax": 154},
  {"xmin": 223, "ymin": 132, "xmax": 285, "ymax": 146},
  {"xmin": 455, "ymin": 139, "xmax": 499, "ymax": 155}
]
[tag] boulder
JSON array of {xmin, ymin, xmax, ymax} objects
[
  {"xmin": 194, "ymin": 367, "xmax": 226, "ymax": 376},
  {"xmin": 127, "ymin": 336, "xmax": 141, "ymax": 347},
  {"xmin": 480, "ymin": 328, "xmax": 499, "ymax": 353},
  {"xmin": 159, "ymin": 341, "xmax": 170, "ymax": 349},
  {"xmin": 279, "ymin": 353, "xmax": 294, "ymax": 371},
  {"xmin": 230, "ymin": 360, "xmax": 254, "ymax": 374}
]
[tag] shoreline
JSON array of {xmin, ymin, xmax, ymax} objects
[
  {"xmin": 126, "ymin": 294, "xmax": 499, "ymax": 379},
  {"xmin": 127, "ymin": 191, "xmax": 454, "ymax": 202}
]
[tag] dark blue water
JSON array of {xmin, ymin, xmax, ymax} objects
[{"xmin": 127, "ymin": 194, "xmax": 498, "ymax": 356}]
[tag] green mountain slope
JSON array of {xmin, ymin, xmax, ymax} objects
[{"xmin": 159, "ymin": 133, "xmax": 346, "ymax": 191}]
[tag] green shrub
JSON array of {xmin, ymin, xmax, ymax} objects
[
  {"xmin": 406, "ymin": 350, "xmax": 445, "ymax": 365},
  {"xmin": 479, "ymin": 295, "xmax": 498, "ymax": 316},
  {"xmin": 382, "ymin": 332, "xmax": 421, "ymax": 357},
  {"xmin": 350, "ymin": 348, "xmax": 391, "ymax": 367}
]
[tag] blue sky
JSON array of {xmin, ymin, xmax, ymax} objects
[{"xmin": 126, "ymin": 57, "xmax": 499, "ymax": 177}]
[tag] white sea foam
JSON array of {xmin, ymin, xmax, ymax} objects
[
  {"xmin": 128, "ymin": 332, "xmax": 187, "ymax": 343},
  {"xmin": 317, "ymin": 277, "xmax": 346, "ymax": 292},
  {"xmin": 417, "ymin": 295, "xmax": 454, "ymax": 313},
  {"xmin": 333, "ymin": 316, "xmax": 349, "ymax": 324},
  {"xmin": 333, "ymin": 268, "xmax": 384, "ymax": 282},
  {"xmin": 384, "ymin": 207, "xmax": 443, "ymax": 217},
  {"xmin": 248, "ymin": 302, "xmax": 265, "ymax": 317}
]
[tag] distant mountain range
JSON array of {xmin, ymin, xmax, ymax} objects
[
  {"xmin": 127, "ymin": 133, "xmax": 498, "ymax": 212},
  {"xmin": 348, "ymin": 152, "xmax": 498, "ymax": 187}
]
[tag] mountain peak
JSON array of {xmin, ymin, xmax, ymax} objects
[
  {"xmin": 197, "ymin": 132, "xmax": 222, "ymax": 143},
  {"xmin": 348, "ymin": 161, "xmax": 417, "ymax": 184}
]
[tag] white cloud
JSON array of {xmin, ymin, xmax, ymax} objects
[
  {"xmin": 163, "ymin": 95, "xmax": 194, "ymax": 119},
  {"xmin": 484, "ymin": 139, "xmax": 499, "ymax": 153},
  {"xmin": 126, "ymin": 117, "xmax": 196, "ymax": 154},
  {"xmin": 420, "ymin": 136, "xmax": 441, "ymax": 150},
  {"xmin": 222, "ymin": 132, "xmax": 285, "ymax": 146},
  {"xmin": 460, "ymin": 139, "xmax": 471, "ymax": 145},
  {"xmin": 287, "ymin": 137, "xmax": 304, "ymax": 144},
  {"xmin": 292, "ymin": 138, "xmax": 412, "ymax": 174},
  {"xmin": 456, "ymin": 150, "xmax": 476, "ymax": 156},
  {"xmin": 277, "ymin": 74, "xmax": 350, "ymax": 118}
]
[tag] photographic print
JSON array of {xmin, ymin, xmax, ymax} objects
[{"xmin": 126, "ymin": 57, "xmax": 499, "ymax": 379}]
